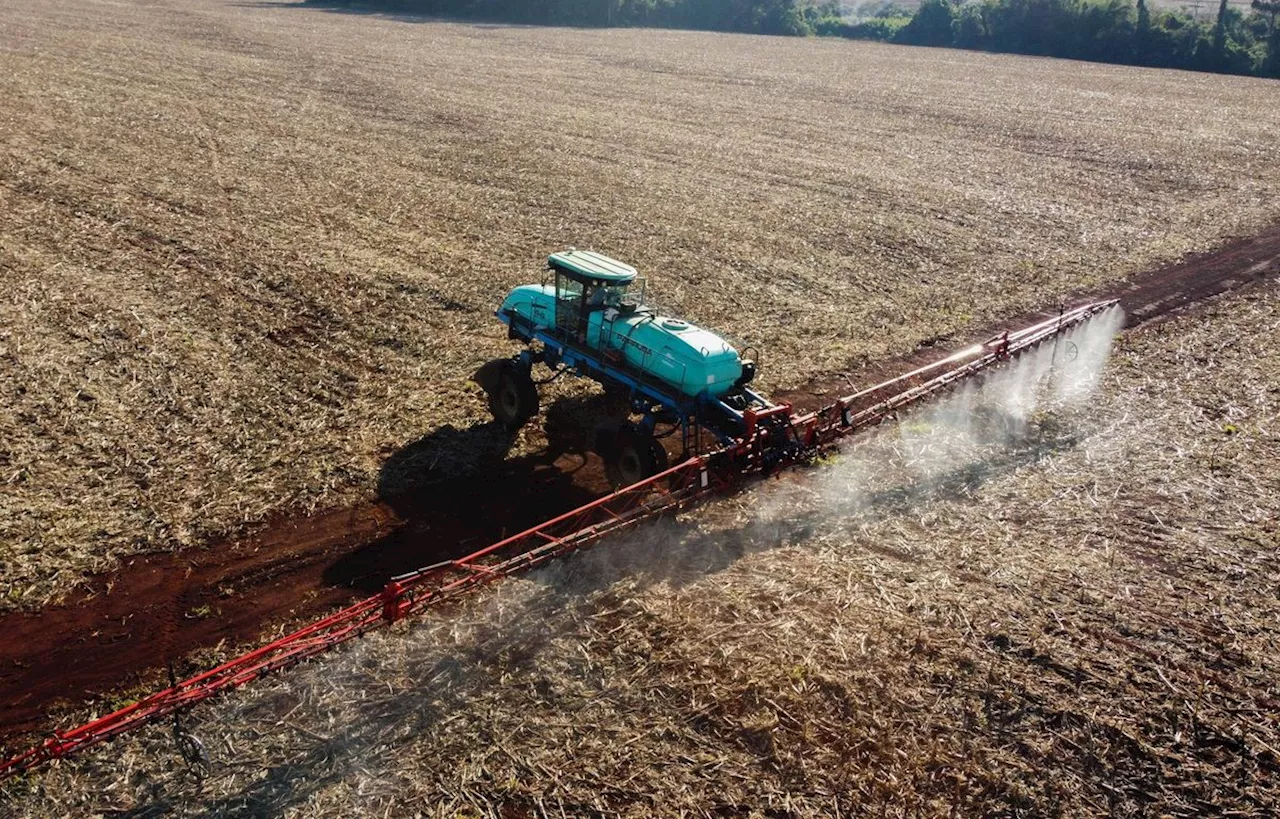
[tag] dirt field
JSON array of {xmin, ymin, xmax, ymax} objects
[
  {"xmin": 1, "ymin": 223, "xmax": 1276, "ymax": 753},
  {"xmin": 4, "ymin": 0, "xmax": 1280, "ymax": 617},
  {"xmin": 3, "ymin": 277, "xmax": 1275, "ymax": 815}
]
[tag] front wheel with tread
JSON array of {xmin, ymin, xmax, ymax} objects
[
  {"xmin": 602, "ymin": 423, "xmax": 665, "ymax": 489},
  {"xmin": 488, "ymin": 366, "xmax": 539, "ymax": 431}
]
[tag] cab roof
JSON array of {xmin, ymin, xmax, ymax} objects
[{"xmin": 548, "ymin": 250, "xmax": 637, "ymax": 283}]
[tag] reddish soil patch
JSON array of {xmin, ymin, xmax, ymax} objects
[
  {"xmin": 3, "ymin": 224, "xmax": 1279, "ymax": 751},
  {"xmin": 0, "ymin": 445, "xmax": 607, "ymax": 749}
]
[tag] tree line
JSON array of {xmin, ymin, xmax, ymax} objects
[
  {"xmin": 312, "ymin": 0, "xmax": 1280, "ymax": 78},
  {"xmin": 317, "ymin": 0, "xmax": 826, "ymax": 34},
  {"xmin": 833, "ymin": 0, "xmax": 1279, "ymax": 78}
]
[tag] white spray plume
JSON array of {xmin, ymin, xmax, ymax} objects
[{"xmin": 755, "ymin": 305, "xmax": 1125, "ymax": 527}]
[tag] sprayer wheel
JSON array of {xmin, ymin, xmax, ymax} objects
[
  {"xmin": 650, "ymin": 439, "xmax": 669, "ymax": 474},
  {"xmin": 603, "ymin": 424, "xmax": 660, "ymax": 489},
  {"xmin": 488, "ymin": 365, "xmax": 539, "ymax": 431}
]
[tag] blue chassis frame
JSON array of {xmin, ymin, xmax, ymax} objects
[{"xmin": 499, "ymin": 309, "xmax": 770, "ymax": 448}]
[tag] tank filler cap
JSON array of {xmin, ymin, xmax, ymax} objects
[{"xmin": 660, "ymin": 318, "xmax": 690, "ymax": 331}]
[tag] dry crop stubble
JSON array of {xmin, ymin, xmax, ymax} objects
[
  {"xmin": 3, "ymin": 0, "xmax": 1280, "ymax": 608},
  {"xmin": 4, "ymin": 284, "xmax": 1277, "ymax": 816}
]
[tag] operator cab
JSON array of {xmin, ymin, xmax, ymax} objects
[{"xmin": 548, "ymin": 249, "xmax": 644, "ymax": 342}]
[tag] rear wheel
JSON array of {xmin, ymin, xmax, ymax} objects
[
  {"xmin": 600, "ymin": 422, "xmax": 664, "ymax": 489},
  {"xmin": 487, "ymin": 365, "xmax": 539, "ymax": 431}
]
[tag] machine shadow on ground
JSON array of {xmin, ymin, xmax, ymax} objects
[{"xmin": 323, "ymin": 392, "xmax": 623, "ymax": 595}]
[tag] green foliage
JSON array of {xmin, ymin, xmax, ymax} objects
[
  {"xmin": 873, "ymin": 3, "xmax": 915, "ymax": 17},
  {"xmin": 1260, "ymin": 1, "xmax": 1280, "ymax": 75},
  {"xmin": 896, "ymin": 0, "xmax": 955, "ymax": 45},
  {"xmin": 312, "ymin": 0, "xmax": 1280, "ymax": 77},
  {"xmin": 849, "ymin": 0, "xmax": 1278, "ymax": 78},
  {"xmin": 952, "ymin": 2, "xmax": 987, "ymax": 46},
  {"xmin": 314, "ymin": 0, "xmax": 833, "ymax": 35},
  {"xmin": 823, "ymin": 15, "xmax": 911, "ymax": 38},
  {"xmin": 1076, "ymin": 0, "xmax": 1135, "ymax": 61},
  {"xmin": 1135, "ymin": 0, "xmax": 1152, "ymax": 59}
]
